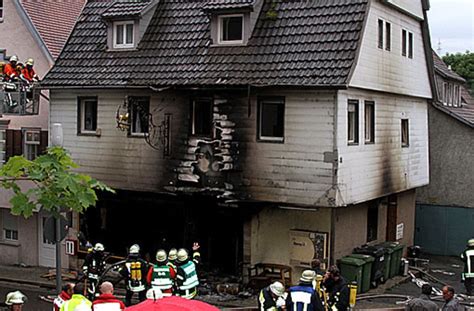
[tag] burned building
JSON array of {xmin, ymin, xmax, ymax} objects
[{"xmin": 42, "ymin": 0, "xmax": 434, "ymax": 282}]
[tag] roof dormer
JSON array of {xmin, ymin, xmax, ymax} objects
[
  {"xmin": 204, "ymin": 0, "xmax": 264, "ymax": 46},
  {"xmin": 102, "ymin": 0, "xmax": 158, "ymax": 51}
]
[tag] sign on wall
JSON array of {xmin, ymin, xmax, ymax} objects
[
  {"xmin": 396, "ymin": 223, "xmax": 404, "ymax": 240},
  {"xmin": 65, "ymin": 239, "xmax": 77, "ymax": 256},
  {"xmin": 289, "ymin": 230, "xmax": 329, "ymax": 269}
]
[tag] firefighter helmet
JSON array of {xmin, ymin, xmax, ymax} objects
[
  {"xmin": 269, "ymin": 281, "xmax": 285, "ymax": 297},
  {"xmin": 9, "ymin": 55, "xmax": 18, "ymax": 63},
  {"xmin": 5, "ymin": 291, "xmax": 26, "ymax": 305},
  {"xmin": 129, "ymin": 244, "xmax": 140, "ymax": 254},
  {"xmin": 94, "ymin": 243, "xmax": 104, "ymax": 252},
  {"xmin": 146, "ymin": 288, "xmax": 163, "ymax": 300},
  {"xmin": 25, "ymin": 58, "xmax": 34, "ymax": 66},
  {"xmin": 168, "ymin": 248, "xmax": 177, "ymax": 261},
  {"xmin": 156, "ymin": 249, "xmax": 167, "ymax": 262},
  {"xmin": 177, "ymin": 248, "xmax": 188, "ymax": 262},
  {"xmin": 468, "ymin": 239, "xmax": 474, "ymax": 247}
]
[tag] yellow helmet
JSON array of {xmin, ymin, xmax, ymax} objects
[
  {"xmin": 156, "ymin": 249, "xmax": 167, "ymax": 262},
  {"xmin": 26, "ymin": 58, "xmax": 34, "ymax": 66},
  {"xmin": 177, "ymin": 248, "xmax": 188, "ymax": 262}
]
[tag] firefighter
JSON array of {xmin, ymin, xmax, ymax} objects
[
  {"xmin": 60, "ymin": 283, "xmax": 91, "ymax": 311},
  {"xmin": 2, "ymin": 291, "xmax": 26, "ymax": 311},
  {"xmin": 175, "ymin": 243, "xmax": 201, "ymax": 299},
  {"xmin": 20, "ymin": 58, "xmax": 39, "ymax": 84},
  {"xmin": 322, "ymin": 266, "xmax": 350, "ymax": 311},
  {"xmin": 168, "ymin": 248, "xmax": 178, "ymax": 269},
  {"xmin": 53, "ymin": 283, "xmax": 74, "ymax": 311},
  {"xmin": 147, "ymin": 249, "xmax": 176, "ymax": 297},
  {"xmin": 119, "ymin": 244, "xmax": 149, "ymax": 306},
  {"xmin": 286, "ymin": 270, "xmax": 324, "ymax": 311},
  {"xmin": 461, "ymin": 238, "xmax": 474, "ymax": 296},
  {"xmin": 82, "ymin": 243, "xmax": 107, "ymax": 300},
  {"xmin": 258, "ymin": 281, "xmax": 286, "ymax": 311},
  {"xmin": 3, "ymin": 55, "xmax": 18, "ymax": 82}
]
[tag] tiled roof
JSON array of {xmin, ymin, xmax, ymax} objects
[
  {"xmin": 102, "ymin": 1, "xmax": 151, "ymax": 18},
  {"xmin": 432, "ymin": 51, "xmax": 465, "ymax": 83},
  {"xmin": 43, "ymin": 0, "xmax": 369, "ymax": 88},
  {"xmin": 21, "ymin": 0, "xmax": 85, "ymax": 59},
  {"xmin": 433, "ymin": 88, "xmax": 474, "ymax": 128},
  {"xmin": 202, "ymin": 0, "xmax": 254, "ymax": 11}
]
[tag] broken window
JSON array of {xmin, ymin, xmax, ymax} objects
[
  {"xmin": 23, "ymin": 129, "xmax": 40, "ymax": 160},
  {"xmin": 364, "ymin": 101, "xmax": 375, "ymax": 144},
  {"xmin": 367, "ymin": 204, "xmax": 378, "ymax": 242},
  {"xmin": 347, "ymin": 100, "xmax": 359, "ymax": 145},
  {"xmin": 2, "ymin": 210, "xmax": 18, "ymax": 241},
  {"xmin": 113, "ymin": 21, "xmax": 134, "ymax": 48},
  {"xmin": 128, "ymin": 96, "xmax": 150, "ymax": 135},
  {"xmin": 78, "ymin": 97, "xmax": 97, "ymax": 134},
  {"xmin": 218, "ymin": 15, "xmax": 244, "ymax": 44},
  {"xmin": 258, "ymin": 97, "xmax": 285, "ymax": 142},
  {"xmin": 401, "ymin": 119, "xmax": 409, "ymax": 147},
  {"xmin": 191, "ymin": 99, "xmax": 213, "ymax": 137}
]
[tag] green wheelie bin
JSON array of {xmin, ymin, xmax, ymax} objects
[
  {"xmin": 338, "ymin": 256, "xmax": 366, "ymax": 294},
  {"xmin": 375, "ymin": 243, "xmax": 392, "ymax": 281},
  {"xmin": 348, "ymin": 253, "xmax": 374, "ymax": 293},
  {"xmin": 379, "ymin": 242, "xmax": 405, "ymax": 278}
]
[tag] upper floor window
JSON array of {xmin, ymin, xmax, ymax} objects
[
  {"xmin": 218, "ymin": 14, "xmax": 244, "ymax": 45},
  {"xmin": 364, "ymin": 101, "xmax": 375, "ymax": 144},
  {"xmin": 113, "ymin": 21, "xmax": 134, "ymax": 49},
  {"xmin": 258, "ymin": 97, "xmax": 285, "ymax": 142},
  {"xmin": 378, "ymin": 19, "xmax": 391, "ymax": 51},
  {"xmin": 402, "ymin": 29, "xmax": 413, "ymax": 59},
  {"xmin": 128, "ymin": 96, "xmax": 150, "ymax": 135},
  {"xmin": 23, "ymin": 129, "xmax": 40, "ymax": 160},
  {"xmin": 78, "ymin": 97, "xmax": 97, "ymax": 134},
  {"xmin": 191, "ymin": 99, "xmax": 213, "ymax": 137},
  {"xmin": 401, "ymin": 119, "xmax": 409, "ymax": 147},
  {"xmin": 0, "ymin": 0, "xmax": 4, "ymax": 22},
  {"xmin": 347, "ymin": 100, "xmax": 359, "ymax": 145},
  {"xmin": 2, "ymin": 210, "xmax": 18, "ymax": 241}
]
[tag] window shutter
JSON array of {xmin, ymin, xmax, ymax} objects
[
  {"xmin": 6, "ymin": 129, "xmax": 23, "ymax": 160},
  {"xmin": 39, "ymin": 130, "xmax": 49, "ymax": 155}
]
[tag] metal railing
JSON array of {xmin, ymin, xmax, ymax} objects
[{"xmin": 0, "ymin": 81, "xmax": 40, "ymax": 115}]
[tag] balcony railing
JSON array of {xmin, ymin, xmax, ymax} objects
[{"xmin": 0, "ymin": 82, "xmax": 40, "ymax": 115}]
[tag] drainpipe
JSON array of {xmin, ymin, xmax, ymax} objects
[{"xmin": 330, "ymin": 90, "xmax": 339, "ymax": 265}]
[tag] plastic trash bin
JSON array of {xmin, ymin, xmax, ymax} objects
[
  {"xmin": 380, "ymin": 242, "xmax": 405, "ymax": 278},
  {"xmin": 375, "ymin": 243, "xmax": 392, "ymax": 281},
  {"xmin": 348, "ymin": 253, "xmax": 374, "ymax": 293},
  {"xmin": 338, "ymin": 256, "xmax": 365, "ymax": 294},
  {"xmin": 353, "ymin": 245, "xmax": 387, "ymax": 287}
]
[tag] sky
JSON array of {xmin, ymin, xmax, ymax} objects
[{"xmin": 428, "ymin": 0, "xmax": 474, "ymax": 55}]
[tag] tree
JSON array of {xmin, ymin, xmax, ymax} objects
[
  {"xmin": 443, "ymin": 51, "xmax": 474, "ymax": 95},
  {"xmin": 0, "ymin": 146, "xmax": 114, "ymax": 218}
]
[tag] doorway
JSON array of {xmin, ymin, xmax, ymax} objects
[{"xmin": 38, "ymin": 213, "xmax": 55, "ymax": 267}]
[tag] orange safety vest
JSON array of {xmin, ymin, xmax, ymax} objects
[
  {"xmin": 21, "ymin": 67, "xmax": 36, "ymax": 82},
  {"xmin": 3, "ymin": 63, "xmax": 17, "ymax": 80}
]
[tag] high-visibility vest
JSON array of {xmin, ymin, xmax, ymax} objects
[
  {"xmin": 288, "ymin": 286, "xmax": 316, "ymax": 311},
  {"xmin": 258, "ymin": 289, "xmax": 278, "ymax": 311},
  {"xmin": 126, "ymin": 261, "xmax": 146, "ymax": 292},
  {"xmin": 60, "ymin": 295, "xmax": 91, "ymax": 311},
  {"xmin": 462, "ymin": 249, "xmax": 474, "ymax": 279},
  {"xmin": 151, "ymin": 264, "xmax": 174, "ymax": 291},
  {"xmin": 53, "ymin": 296, "xmax": 66, "ymax": 311},
  {"xmin": 179, "ymin": 261, "xmax": 199, "ymax": 290}
]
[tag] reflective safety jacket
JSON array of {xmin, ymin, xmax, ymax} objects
[
  {"xmin": 20, "ymin": 67, "xmax": 38, "ymax": 82},
  {"xmin": 119, "ymin": 256, "xmax": 148, "ymax": 293},
  {"xmin": 286, "ymin": 285, "xmax": 324, "ymax": 311},
  {"xmin": 147, "ymin": 264, "xmax": 176, "ymax": 295},
  {"xmin": 92, "ymin": 293, "xmax": 125, "ymax": 311},
  {"xmin": 53, "ymin": 291, "xmax": 71, "ymax": 311},
  {"xmin": 59, "ymin": 294, "xmax": 92, "ymax": 311},
  {"xmin": 3, "ymin": 63, "xmax": 17, "ymax": 81},
  {"xmin": 461, "ymin": 247, "xmax": 474, "ymax": 279},
  {"xmin": 176, "ymin": 260, "xmax": 199, "ymax": 299},
  {"xmin": 258, "ymin": 287, "xmax": 280, "ymax": 311}
]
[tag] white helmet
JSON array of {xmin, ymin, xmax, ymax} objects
[
  {"xmin": 468, "ymin": 238, "xmax": 474, "ymax": 247},
  {"xmin": 156, "ymin": 249, "xmax": 167, "ymax": 262},
  {"xmin": 94, "ymin": 243, "xmax": 104, "ymax": 252},
  {"xmin": 177, "ymin": 248, "xmax": 188, "ymax": 262},
  {"xmin": 26, "ymin": 58, "xmax": 34, "ymax": 66},
  {"xmin": 168, "ymin": 248, "xmax": 177, "ymax": 261},
  {"xmin": 269, "ymin": 281, "xmax": 285, "ymax": 297},
  {"xmin": 129, "ymin": 244, "xmax": 140, "ymax": 254},
  {"xmin": 5, "ymin": 291, "xmax": 26, "ymax": 305},
  {"xmin": 9, "ymin": 55, "xmax": 18, "ymax": 62},
  {"xmin": 146, "ymin": 288, "xmax": 163, "ymax": 300}
]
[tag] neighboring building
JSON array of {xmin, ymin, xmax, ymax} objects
[
  {"xmin": 415, "ymin": 52, "xmax": 474, "ymax": 256},
  {"xmin": 0, "ymin": 0, "xmax": 84, "ymax": 267},
  {"xmin": 42, "ymin": 0, "xmax": 433, "ymax": 280}
]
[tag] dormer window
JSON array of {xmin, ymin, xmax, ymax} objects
[
  {"xmin": 113, "ymin": 21, "xmax": 134, "ymax": 49},
  {"xmin": 218, "ymin": 14, "xmax": 244, "ymax": 45}
]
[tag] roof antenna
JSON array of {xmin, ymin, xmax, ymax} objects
[{"xmin": 437, "ymin": 39, "xmax": 442, "ymax": 55}]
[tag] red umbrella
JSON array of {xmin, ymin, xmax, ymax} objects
[{"xmin": 126, "ymin": 296, "xmax": 220, "ymax": 311}]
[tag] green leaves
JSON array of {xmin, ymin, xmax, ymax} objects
[{"xmin": 0, "ymin": 147, "xmax": 114, "ymax": 218}]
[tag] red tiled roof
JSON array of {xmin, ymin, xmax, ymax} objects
[{"xmin": 21, "ymin": 0, "xmax": 86, "ymax": 59}]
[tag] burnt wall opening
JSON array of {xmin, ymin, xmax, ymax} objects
[{"xmin": 81, "ymin": 190, "xmax": 246, "ymax": 275}]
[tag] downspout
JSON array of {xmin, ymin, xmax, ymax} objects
[
  {"xmin": 13, "ymin": 0, "xmax": 54, "ymax": 66},
  {"xmin": 330, "ymin": 90, "xmax": 339, "ymax": 266}
]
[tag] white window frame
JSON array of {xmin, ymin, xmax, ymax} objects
[
  {"xmin": 2, "ymin": 210, "xmax": 18, "ymax": 241},
  {"xmin": 364, "ymin": 101, "xmax": 375, "ymax": 144},
  {"xmin": 401, "ymin": 119, "xmax": 409, "ymax": 148},
  {"xmin": 128, "ymin": 96, "xmax": 150, "ymax": 136},
  {"xmin": 217, "ymin": 14, "xmax": 244, "ymax": 45},
  {"xmin": 113, "ymin": 21, "xmax": 134, "ymax": 49},
  {"xmin": 402, "ymin": 29, "xmax": 413, "ymax": 59},
  {"xmin": 347, "ymin": 100, "xmax": 359, "ymax": 145},
  {"xmin": 258, "ymin": 97, "xmax": 285, "ymax": 142},
  {"xmin": 0, "ymin": 129, "xmax": 5, "ymax": 167},
  {"xmin": 23, "ymin": 128, "xmax": 40, "ymax": 161},
  {"xmin": 377, "ymin": 19, "xmax": 391, "ymax": 51},
  {"xmin": 79, "ymin": 97, "xmax": 98, "ymax": 134}
]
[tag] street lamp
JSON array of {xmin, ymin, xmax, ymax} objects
[{"xmin": 51, "ymin": 123, "xmax": 63, "ymax": 292}]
